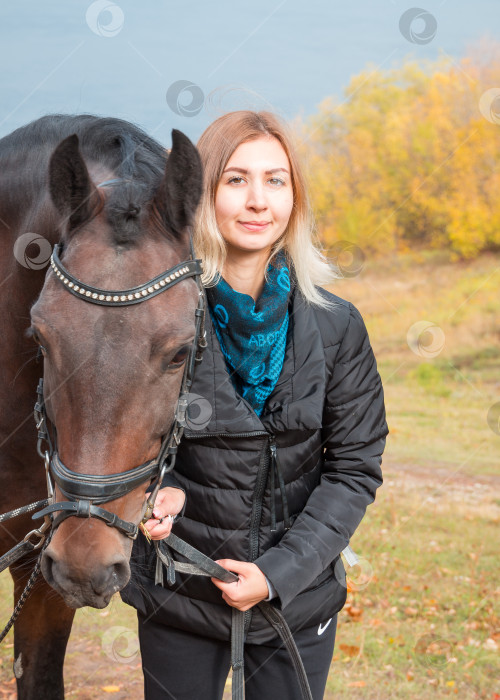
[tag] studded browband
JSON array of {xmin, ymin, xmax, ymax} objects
[{"xmin": 50, "ymin": 243, "xmax": 203, "ymax": 307}]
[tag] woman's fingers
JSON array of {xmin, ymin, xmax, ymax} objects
[
  {"xmin": 141, "ymin": 515, "xmax": 175, "ymax": 540},
  {"xmin": 140, "ymin": 485, "xmax": 184, "ymax": 542},
  {"xmin": 214, "ymin": 559, "xmax": 249, "ymax": 574},
  {"xmin": 211, "ymin": 560, "xmax": 269, "ymax": 610},
  {"xmin": 152, "ymin": 486, "xmax": 186, "ymax": 516}
]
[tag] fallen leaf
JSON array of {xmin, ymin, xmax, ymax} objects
[
  {"xmin": 101, "ymin": 686, "xmax": 121, "ymax": 693},
  {"xmin": 339, "ymin": 644, "xmax": 360, "ymax": 657},
  {"xmin": 347, "ymin": 681, "xmax": 366, "ymax": 688},
  {"xmin": 345, "ymin": 605, "xmax": 363, "ymax": 620},
  {"xmin": 404, "ymin": 606, "xmax": 418, "ymax": 616}
]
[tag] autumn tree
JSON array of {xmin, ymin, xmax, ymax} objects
[{"xmin": 296, "ymin": 41, "xmax": 500, "ymax": 260}]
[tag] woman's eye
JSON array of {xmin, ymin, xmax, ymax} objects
[{"xmin": 227, "ymin": 176, "xmax": 285, "ymax": 186}]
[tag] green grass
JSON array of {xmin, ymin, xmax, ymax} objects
[
  {"xmin": 339, "ymin": 250, "xmax": 500, "ymax": 478},
  {"xmin": 0, "ymin": 250, "xmax": 499, "ymax": 698},
  {"xmin": 325, "ymin": 477, "xmax": 499, "ymax": 699}
]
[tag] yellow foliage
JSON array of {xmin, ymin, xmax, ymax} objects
[{"xmin": 298, "ymin": 42, "xmax": 500, "ymax": 260}]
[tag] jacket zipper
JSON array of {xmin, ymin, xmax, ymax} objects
[
  {"xmin": 248, "ymin": 435, "xmax": 273, "ymax": 562},
  {"xmin": 269, "ymin": 435, "xmax": 291, "ymax": 531},
  {"xmin": 246, "ymin": 434, "xmax": 273, "ymax": 634},
  {"xmin": 184, "ymin": 431, "xmax": 268, "ymax": 439}
]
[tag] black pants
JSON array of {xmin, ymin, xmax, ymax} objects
[{"xmin": 137, "ymin": 612, "xmax": 337, "ymax": 700}]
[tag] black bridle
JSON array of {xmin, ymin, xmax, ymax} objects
[{"xmin": 33, "ymin": 231, "xmax": 206, "ymax": 539}]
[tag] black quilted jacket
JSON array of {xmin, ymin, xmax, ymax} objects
[{"xmin": 121, "ymin": 285, "xmax": 389, "ymax": 643}]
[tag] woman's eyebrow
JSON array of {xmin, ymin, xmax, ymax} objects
[{"xmin": 222, "ymin": 166, "xmax": 289, "ymax": 175}]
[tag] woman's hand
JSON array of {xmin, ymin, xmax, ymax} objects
[
  {"xmin": 211, "ymin": 559, "xmax": 269, "ymax": 611},
  {"xmin": 140, "ymin": 486, "xmax": 186, "ymax": 541}
]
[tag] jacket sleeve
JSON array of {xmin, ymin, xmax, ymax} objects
[{"xmin": 255, "ymin": 302, "xmax": 389, "ymax": 609}]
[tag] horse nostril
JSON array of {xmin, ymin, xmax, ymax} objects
[
  {"xmin": 110, "ymin": 557, "xmax": 130, "ymax": 591},
  {"xmin": 92, "ymin": 557, "xmax": 130, "ymax": 596},
  {"xmin": 40, "ymin": 548, "xmax": 57, "ymax": 586}
]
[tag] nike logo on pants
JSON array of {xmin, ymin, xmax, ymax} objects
[{"xmin": 317, "ymin": 618, "xmax": 333, "ymax": 635}]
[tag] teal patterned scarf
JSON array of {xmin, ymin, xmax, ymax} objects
[{"xmin": 206, "ymin": 251, "xmax": 293, "ymax": 416}]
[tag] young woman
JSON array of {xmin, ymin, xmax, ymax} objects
[{"xmin": 121, "ymin": 111, "xmax": 389, "ymax": 700}]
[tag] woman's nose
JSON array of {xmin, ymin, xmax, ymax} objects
[{"xmin": 246, "ymin": 184, "xmax": 268, "ymax": 211}]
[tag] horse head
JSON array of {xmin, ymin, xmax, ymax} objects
[{"xmin": 30, "ymin": 127, "xmax": 203, "ymax": 608}]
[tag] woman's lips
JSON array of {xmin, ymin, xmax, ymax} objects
[{"xmin": 238, "ymin": 221, "xmax": 270, "ymax": 231}]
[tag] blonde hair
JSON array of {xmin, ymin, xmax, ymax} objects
[{"xmin": 193, "ymin": 110, "xmax": 340, "ymax": 308}]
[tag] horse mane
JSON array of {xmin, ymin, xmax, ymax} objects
[{"xmin": 0, "ymin": 114, "xmax": 169, "ymax": 246}]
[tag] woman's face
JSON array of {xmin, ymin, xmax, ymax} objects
[{"xmin": 214, "ymin": 136, "xmax": 294, "ymax": 255}]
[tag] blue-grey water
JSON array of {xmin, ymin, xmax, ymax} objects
[{"xmin": 0, "ymin": 0, "xmax": 498, "ymax": 146}]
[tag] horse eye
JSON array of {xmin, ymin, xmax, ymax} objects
[
  {"xmin": 170, "ymin": 345, "xmax": 190, "ymax": 367},
  {"xmin": 29, "ymin": 328, "xmax": 47, "ymax": 355}
]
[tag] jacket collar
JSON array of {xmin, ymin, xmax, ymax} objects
[{"xmin": 184, "ymin": 287, "xmax": 327, "ymax": 437}]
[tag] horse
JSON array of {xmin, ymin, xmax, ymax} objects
[{"xmin": 0, "ymin": 114, "xmax": 203, "ymax": 699}]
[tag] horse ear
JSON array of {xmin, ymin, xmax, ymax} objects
[
  {"xmin": 49, "ymin": 134, "xmax": 100, "ymax": 234},
  {"xmin": 154, "ymin": 129, "xmax": 203, "ymax": 239}
]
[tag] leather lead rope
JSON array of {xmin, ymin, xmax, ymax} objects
[
  {"xmin": 231, "ymin": 608, "xmax": 245, "ymax": 700},
  {"xmin": 257, "ymin": 603, "xmax": 313, "ymax": 700},
  {"xmin": 153, "ymin": 535, "xmax": 313, "ymax": 700}
]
